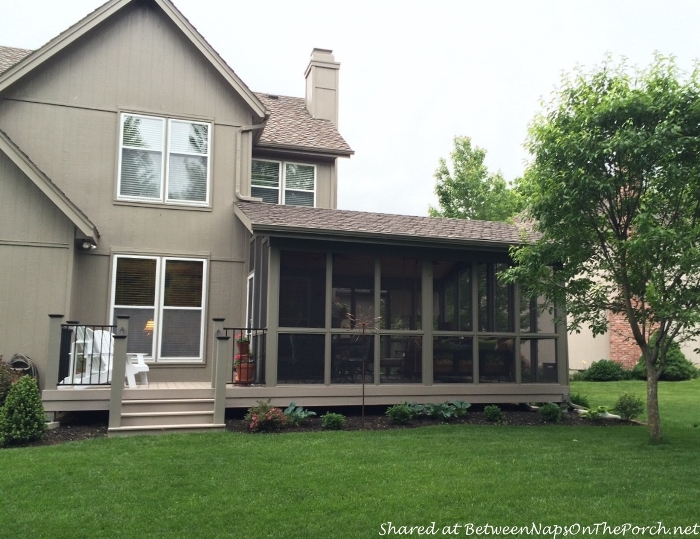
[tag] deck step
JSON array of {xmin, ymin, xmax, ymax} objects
[
  {"xmin": 108, "ymin": 423, "xmax": 226, "ymax": 437},
  {"xmin": 120, "ymin": 410, "xmax": 215, "ymax": 427},
  {"xmin": 121, "ymin": 398, "xmax": 215, "ymax": 413}
]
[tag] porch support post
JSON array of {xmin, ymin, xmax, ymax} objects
[
  {"xmin": 265, "ymin": 247, "xmax": 280, "ymax": 386},
  {"xmin": 45, "ymin": 314, "xmax": 64, "ymax": 391},
  {"xmin": 421, "ymin": 259, "xmax": 433, "ymax": 385},
  {"xmin": 555, "ymin": 301, "xmax": 569, "ymax": 395},
  {"xmin": 109, "ymin": 316, "xmax": 129, "ymax": 430},
  {"xmin": 373, "ymin": 257, "xmax": 381, "ymax": 385},
  {"xmin": 472, "ymin": 263, "xmax": 480, "ymax": 384},
  {"xmin": 213, "ymin": 332, "xmax": 230, "ymax": 425},
  {"xmin": 211, "ymin": 318, "xmax": 225, "ymax": 388}
]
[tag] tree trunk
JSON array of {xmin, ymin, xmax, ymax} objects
[{"xmin": 646, "ymin": 367, "xmax": 663, "ymax": 444}]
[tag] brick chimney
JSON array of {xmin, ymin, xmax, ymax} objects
[{"xmin": 304, "ymin": 48, "xmax": 340, "ymax": 127}]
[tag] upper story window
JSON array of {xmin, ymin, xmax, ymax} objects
[
  {"xmin": 251, "ymin": 159, "xmax": 315, "ymax": 206},
  {"xmin": 118, "ymin": 113, "xmax": 211, "ymax": 206}
]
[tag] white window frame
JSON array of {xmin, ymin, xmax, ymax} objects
[
  {"xmin": 117, "ymin": 113, "xmax": 211, "ymax": 206},
  {"xmin": 251, "ymin": 159, "xmax": 316, "ymax": 206},
  {"xmin": 110, "ymin": 255, "xmax": 208, "ymax": 363}
]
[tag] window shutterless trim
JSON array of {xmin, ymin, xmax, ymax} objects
[{"xmin": 251, "ymin": 158, "xmax": 316, "ymax": 207}]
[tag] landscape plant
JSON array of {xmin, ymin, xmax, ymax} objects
[
  {"xmin": 614, "ymin": 393, "xmax": 645, "ymax": 421},
  {"xmin": 579, "ymin": 360, "xmax": 630, "ymax": 382},
  {"xmin": 0, "ymin": 360, "xmax": 17, "ymax": 406},
  {"xmin": 0, "ymin": 375, "xmax": 46, "ymax": 446},
  {"xmin": 321, "ymin": 412, "xmax": 345, "ymax": 430},
  {"xmin": 483, "ymin": 405, "xmax": 503, "ymax": 423},
  {"xmin": 569, "ymin": 393, "xmax": 590, "ymax": 408},
  {"xmin": 631, "ymin": 335, "xmax": 698, "ymax": 381},
  {"xmin": 538, "ymin": 403, "xmax": 562, "ymax": 423},
  {"xmin": 385, "ymin": 404, "xmax": 412, "ymax": 425},
  {"xmin": 244, "ymin": 401, "xmax": 287, "ymax": 432},
  {"xmin": 283, "ymin": 402, "xmax": 316, "ymax": 426},
  {"xmin": 508, "ymin": 55, "xmax": 700, "ymax": 442}
]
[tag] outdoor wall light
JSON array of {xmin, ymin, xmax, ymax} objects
[{"xmin": 76, "ymin": 239, "xmax": 97, "ymax": 250}]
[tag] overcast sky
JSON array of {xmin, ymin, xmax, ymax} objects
[{"xmin": 2, "ymin": 0, "xmax": 700, "ymax": 216}]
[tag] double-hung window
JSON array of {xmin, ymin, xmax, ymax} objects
[
  {"xmin": 111, "ymin": 255, "xmax": 207, "ymax": 363},
  {"xmin": 251, "ymin": 159, "xmax": 315, "ymax": 206},
  {"xmin": 118, "ymin": 113, "xmax": 211, "ymax": 205}
]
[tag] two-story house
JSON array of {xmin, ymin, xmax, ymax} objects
[{"xmin": 0, "ymin": 0, "xmax": 568, "ymax": 433}]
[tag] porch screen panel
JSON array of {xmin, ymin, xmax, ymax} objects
[
  {"xmin": 380, "ymin": 335, "xmax": 422, "ymax": 384},
  {"xmin": 477, "ymin": 262, "xmax": 514, "ymax": 332},
  {"xmin": 277, "ymin": 334, "xmax": 324, "ymax": 384},
  {"xmin": 331, "ymin": 335, "xmax": 374, "ymax": 384},
  {"xmin": 120, "ymin": 115, "xmax": 164, "ymax": 199},
  {"xmin": 114, "ymin": 257, "xmax": 157, "ymax": 355},
  {"xmin": 251, "ymin": 160, "xmax": 280, "ymax": 203},
  {"xmin": 380, "ymin": 257, "xmax": 422, "ymax": 330},
  {"xmin": 478, "ymin": 337, "xmax": 515, "ymax": 383},
  {"xmin": 279, "ymin": 251, "xmax": 326, "ymax": 328},
  {"xmin": 433, "ymin": 260, "xmax": 471, "ymax": 331},
  {"xmin": 160, "ymin": 260, "xmax": 204, "ymax": 359},
  {"xmin": 332, "ymin": 253, "xmax": 374, "ymax": 328},
  {"xmin": 520, "ymin": 339, "xmax": 558, "ymax": 383},
  {"xmin": 433, "ymin": 337, "xmax": 473, "ymax": 383}
]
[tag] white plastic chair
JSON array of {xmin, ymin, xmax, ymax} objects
[{"xmin": 125, "ymin": 353, "xmax": 150, "ymax": 388}]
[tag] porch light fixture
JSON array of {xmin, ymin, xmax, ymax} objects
[{"xmin": 76, "ymin": 239, "xmax": 97, "ymax": 250}]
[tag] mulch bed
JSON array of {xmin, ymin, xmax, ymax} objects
[{"xmin": 18, "ymin": 404, "xmax": 639, "ymax": 447}]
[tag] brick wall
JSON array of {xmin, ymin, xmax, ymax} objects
[{"xmin": 608, "ymin": 312, "xmax": 641, "ymax": 368}]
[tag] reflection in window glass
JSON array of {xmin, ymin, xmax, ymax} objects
[
  {"xmin": 433, "ymin": 337, "xmax": 473, "ymax": 383},
  {"xmin": 279, "ymin": 251, "xmax": 326, "ymax": 328},
  {"xmin": 520, "ymin": 296, "xmax": 556, "ymax": 334},
  {"xmin": 479, "ymin": 337, "xmax": 515, "ymax": 383},
  {"xmin": 477, "ymin": 263, "xmax": 514, "ymax": 332},
  {"xmin": 380, "ymin": 257, "xmax": 422, "ymax": 330},
  {"xmin": 520, "ymin": 339, "xmax": 558, "ymax": 383},
  {"xmin": 277, "ymin": 334, "xmax": 325, "ymax": 384}
]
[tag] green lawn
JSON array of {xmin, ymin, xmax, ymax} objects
[{"xmin": 1, "ymin": 380, "xmax": 699, "ymax": 539}]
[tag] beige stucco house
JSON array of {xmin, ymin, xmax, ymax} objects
[{"xmin": 0, "ymin": 0, "xmax": 568, "ymax": 434}]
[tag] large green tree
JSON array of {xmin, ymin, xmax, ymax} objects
[
  {"xmin": 508, "ymin": 55, "xmax": 700, "ymax": 443},
  {"xmin": 429, "ymin": 136, "xmax": 523, "ymax": 221}
]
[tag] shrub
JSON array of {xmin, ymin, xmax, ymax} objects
[
  {"xmin": 386, "ymin": 404, "xmax": 412, "ymax": 425},
  {"xmin": 580, "ymin": 359, "xmax": 630, "ymax": 381},
  {"xmin": 538, "ymin": 403, "xmax": 562, "ymax": 423},
  {"xmin": 321, "ymin": 412, "xmax": 345, "ymax": 430},
  {"xmin": 0, "ymin": 361, "xmax": 18, "ymax": 406},
  {"xmin": 244, "ymin": 401, "xmax": 287, "ymax": 432},
  {"xmin": 403, "ymin": 402, "xmax": 425, "ymax": 416},
  {"xmin": 483, "ymin": 405, "xmax": 503, "ymax": 423},
  {"xmin": 569, "ymin": 393, "xmax": 590, "ymax": 408},
  {"xmin": 613, "ymin": 393, "xmax": 645, "ymax": 421},
  {"xmin": 0, "ymin": 375, "xmax": 46, "ymax": 446},
  {"xmin": 283, "ymin": 402, "xmax": 316, "ymax": 426},
  {"xmin": 585, "ymin": 408, "xmax": 602, "ymax": 421},
  {"xmin": 632, "ymin": 338, "xmax": 698, "ymax": 381}
]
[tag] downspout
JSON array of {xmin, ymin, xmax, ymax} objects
[{"xmin": 235, "ymin": 121, "xmax": 268, "ymax": 202}]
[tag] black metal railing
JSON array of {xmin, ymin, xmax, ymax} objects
[
  {"xmin": 223, "ymin": 327, "xmax": 266, "ymax": 385},
  {"xmin": 58, "ymin": 323, "xmax": 116, "ymax": 386}
]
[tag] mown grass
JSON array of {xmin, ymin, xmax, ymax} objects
[{"xmin": 1, "ymin": 380, "xmax": 698, "ymax": 538}]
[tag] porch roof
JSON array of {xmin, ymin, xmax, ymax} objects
[{"xmin": 234, "ymin": 202, "xmax": 534, "ymax": 249}]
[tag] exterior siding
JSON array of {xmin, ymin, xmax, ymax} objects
[
  {"xmin": 0, "ymin": 150, "xmax": 74, "ymax": 381},
  {"xmin": 0, "ymin": 1, "xmax": 257, "ymax": 381}
]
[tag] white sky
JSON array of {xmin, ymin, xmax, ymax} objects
[{"xmin": 2, "ymin": 0, "xmax": 700, "ymax": 216}]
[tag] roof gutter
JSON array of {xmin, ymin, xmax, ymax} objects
[{"xmin": 235, "ymin": 122, "xmax": 268, "ymax": 203}]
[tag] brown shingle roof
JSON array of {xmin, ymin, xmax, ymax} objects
[
  {"xmin": 0, "ymin": 46, "xmax": 32, "ymax": 75},
  {"xmin": 235, "ymin": 202, "xmax": 532, "ymax": 248},
  {"xmin": 255, "ymin": 93, "xmax": 353, "ymax": 156}
]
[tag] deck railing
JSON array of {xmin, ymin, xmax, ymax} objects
[
  {"xmin": 57, "ymin": 322, "xmax": 117, "ymax": 386},
  {"xmin": 223, "ymin": 327, "xmax": 266, "ymax": 385}
]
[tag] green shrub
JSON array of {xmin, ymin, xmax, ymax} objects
[
  {"xmin": 580, "ymin": 359, "xmax": 630, "ymax": 381},
  {"xmin": 569, "ymin": 393, "xmax": 590, "ymax": 408},
  {"xmin": 403, "ymin": 402, "xmax": 425, "ymax": 416},
  {"xmin": 0, "ymin": 361, "xmax": 17, "ymax": 406},
  {"xmin": 632, "ymin": 338, "xmax": 698, "ymax": 381},
  {"xmin": 283, "ymin": 402, "xmax": 316, "ymax": 426},
  {"xmin": 585, "ymin": 408, "xmax": 602, "ymax": 421},
  {"xmin": 538, "ymin": 403, "xmax": 562, "ymax": 423},
  {"xmin": 244, "ymin": 401, "xmax": 288, "ymax": 432},
  {"xmin": 321, "ymin": 413, "xmax": 345, "ymax": 430},
  {"xmin": 0, "ymin": 375, "xmax": 46, "ymax": 446},
  {"xmin": 385, "ymin": 404, "xmax": 412, "ymax": 425},
  {"xmin": 424, "ymin": 402, "xmax": 457, "ymax": 421},
  {"xmin": 483, "ymin": 405, "xmax": 503, "ymax": 423},
  {"xmin": 613, "ymin": 393, "xmax": 645, "ymax": 421}
]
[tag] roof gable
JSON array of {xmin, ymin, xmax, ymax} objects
[
  {"xmin": 0, "ymin": 129, "xmax": 98, "ymax": 240},
  {"xmin": 0, "ymin": 0, "xmax": 267, "ymax": 120}
]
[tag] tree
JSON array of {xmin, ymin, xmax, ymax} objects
[
  {"xmin": 429, "ymin": 136, "xmax": 523, "ymax": 222},
  {"xmin": 507, "ymin": 55, "xmax": 700, "ymax": 443}
]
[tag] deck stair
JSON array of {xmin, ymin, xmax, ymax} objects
[{"xmin": 108, "ymin": 386, "xmax": 225, "ymax": 436}]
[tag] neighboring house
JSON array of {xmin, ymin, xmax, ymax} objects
[{"xmin": 0, "ymin": 0, "xmax": 569, "ymax": 433}]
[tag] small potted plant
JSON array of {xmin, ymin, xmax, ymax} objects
[
  {"xmin": 236, "ymin": 333, "xmax": 250, "ymax": 355},
  {"xmin": 234, "ymin": 351, "xmax": 255, "ymax": 385}
]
